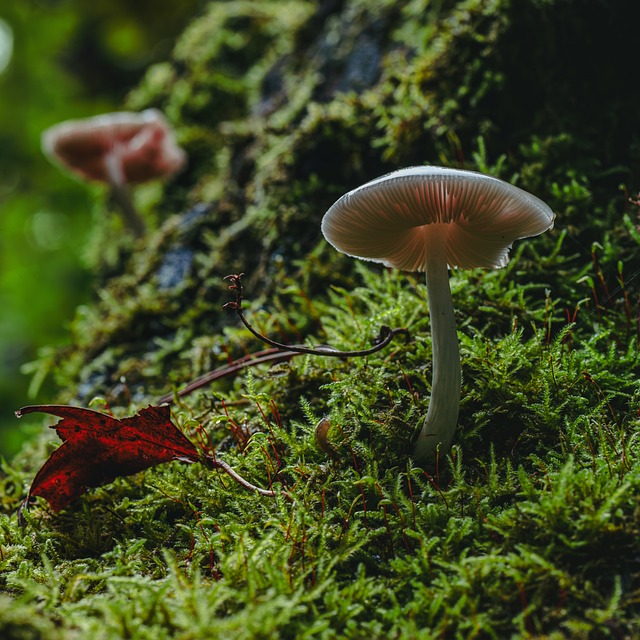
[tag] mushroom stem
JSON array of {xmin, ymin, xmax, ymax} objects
[
  {"xmin": 412, "ymin": 225, "xmax": 461, "ymax": 463},
  {"xmin": 110, "ymin": 182, "xmax": 146, "ymax": 238},
  {"xmin": 104, "ymin": 151, "xmax": 146, "ymax": 238}
]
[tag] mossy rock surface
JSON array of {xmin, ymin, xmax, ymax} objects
[{"xmin": 2, "ymin": 1, "xmax": 640, "ymax": 637}]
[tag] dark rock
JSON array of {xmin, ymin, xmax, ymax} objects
[{"xmin": 156, "ymin": 247, "xmax": 194, "ymax": 291}]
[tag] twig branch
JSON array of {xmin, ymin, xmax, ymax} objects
[
  {"xmin": 207, "ymin": 456, "xmax": 278, "ymax": 497},
  {"xmin": 157, "ymin": 348, "xmax": 299, "ymax": 404},
  {"xmin": 223, "ymin": 273, "xmax": 409, "ymax": 357}
]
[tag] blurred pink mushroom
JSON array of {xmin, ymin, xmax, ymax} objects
[{"xmin": 42, "ymin": 109, "xmax": 186, "ymax": 237}]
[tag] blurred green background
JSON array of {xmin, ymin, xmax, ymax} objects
[{"xmin": 0, "ymin": 0, "xmax": 203, "ymax": 458}]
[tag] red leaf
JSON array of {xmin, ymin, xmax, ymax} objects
[{"xmin": 16, "ymin": 404, "xmax": 204, "ymax": 515}]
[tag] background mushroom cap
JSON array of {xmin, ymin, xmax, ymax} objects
[
  {"xmin": 42, "ymin": 109, "xmax": 186, "ymax": 185},
  {"xmin": 321, "ymin": 166, "xmax": 555, "ymax": 271}
]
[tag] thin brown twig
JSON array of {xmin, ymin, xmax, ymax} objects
[
  {"xmin": 203, "ymin": 455, "xmax": 278, "ymax": 497},
  {"xmin": 223, "ymin": 273, "xmax": 410, "ymax": 357},
  {"xmin": 157, "ymin": 348, "xmax": 300, "ymax": 405},
  {"xmin": 157, "ymin": 275, "xmax": 409, "ymax": 404}
]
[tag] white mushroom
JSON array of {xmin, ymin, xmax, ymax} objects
[{"xmin": 321, "ymin": 166, "xmax": 554, "ymax": 464}]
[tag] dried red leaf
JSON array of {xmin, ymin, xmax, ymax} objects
[{"xmin": 16, "ymin": 404, "xmax": 207, "ymax": 516}]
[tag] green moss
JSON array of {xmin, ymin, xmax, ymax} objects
[{"xmin": 2, "ymin": 0, "xmax": 640, "ymax": 637}]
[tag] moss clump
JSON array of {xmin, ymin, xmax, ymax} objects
[{"xmin": 2, "ymin": 0, "xmax": 640, "ymax": 637}]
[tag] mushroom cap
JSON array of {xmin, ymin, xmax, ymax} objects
[
  {"xmin": 321, "ymin": 166, "xmax": 555, "ymax": 271},
  {"xmin": 42, "ymin": 109, "xmax": 186, "ymax": 185}
]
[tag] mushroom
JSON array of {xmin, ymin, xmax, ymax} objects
[
  {"xmin": 42, "ymin": 109, "xmax": 186, "ymax": 238},
  {"xmin": 321, "ymin": 166, "xmax": 554, "ymax": 464}
]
